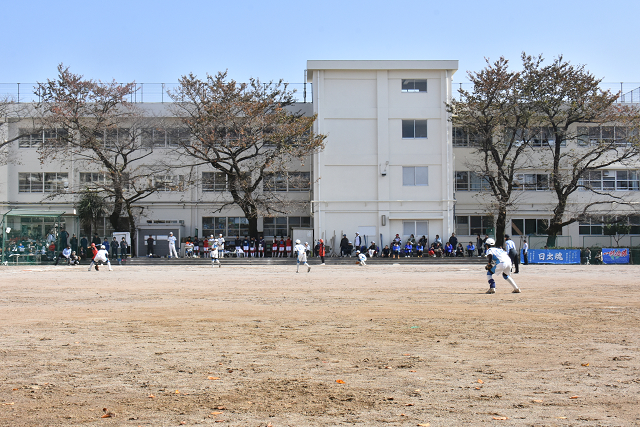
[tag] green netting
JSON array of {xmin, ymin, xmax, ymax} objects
[{"xmin": 2, "ymin": 209, "xmax": 78, "ymax": 265}]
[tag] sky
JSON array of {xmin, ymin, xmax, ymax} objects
[{"xmin": 3, "ymin": 0, "xmax": 639, "ymax": 99}]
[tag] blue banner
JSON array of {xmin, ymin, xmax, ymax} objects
[
  {"xmin": 601, "ymin": 248, "xmax": 630, "ymax": 264},
  {"xmin": 529, "ymin": 249, "xmax": 581, "ymax": 264}
]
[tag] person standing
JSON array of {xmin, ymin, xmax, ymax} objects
[
  {"xmin": 278, "ymin": 237, "xmax": 286, "ymax": 258},
  {"xmin": 483, "ymin": 238, "xmax": 520, "ymax": 294},
  {"xmin": 340, "ymin": 234, "xmax": 349, "ymax": 257},
  {"xmin": 285, "ymin": 236, "xmax": 293, "ymax": 258},
  {"xmin": 193, "ymin": 237, "xmax": 200, "ymax": 258},
  {"xmin": 80, "ymin": 236, "xmax": 88, "ymax": 259},
  {"xmin": 448, "ymin": 233, "xmax": 458, "ymax": 251},
  {"xmin": 119, "ymin": 237, "xmax": 128, "ymax": 263},
  {"xmin": 294, "ymin": 239, "xmax": 311, "ymax": 273},
  {"xmin": 167, "ymin": 232, "xmax": 178, "ymax": 258},
  {"xmin": 70, "ymin": 234, "xmax": 78, "ymax": 254},
  {"xmin": 111, "ymin": 236, "xmax": 119, "ymax": 260},
  {"xmin": 272, "ymin": 237, "xmax": 278, "ymax": 257},
  {"xmin": 504, "ymin": 234, "xmax": 519, "ymax": 274},
  {"xmin": 59, "ymin": 228, "xmax": 69, "ymax": 249},
  {"xmin": 92, "ymin": 233, "xmax": 101, "ymax": 247},
  {"xmin": 258, "ymin": 236, "xmax": 265, "ymax": 258},
  {"xmin": 146, "ymin": 235, "xmax": 154, "ymax": 257},
  {"xmin": 522, "ymin": 239, "xmax": 529, "ymax": 265},
  {"xmin": 217, "ymin": 234, "xmax": 225, "ymax": 257},
  {"xmin": 211, "ymin": 237, "xmax": 221, "ymax": 268},
  {"xmin": 476, "ymin": 234, "xmax": 484, "ymax": 257},
  {"xmin": 318, "ymin": 239, "xmax": 326, "ymax": 265},
  {"xmin": 354, "ymin": 233, "xmax": 362, "ymax": 252}
]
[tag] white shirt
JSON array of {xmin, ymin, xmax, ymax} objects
[
  {"xmin": 217, "ymin": 237, "xmax": 225, "ymax": 250},
  {"xmin": 523, "ymin": 242, "xmax": 528, "ymax": 253},
  {"xmin": 294, "ymin": 244, "xmax": 306, "ymax": 256},
  {"xmin": 358, "ymin": 253, "xmax": 367, "ymax": 262},
  {"xmin": 486, "ymin": 247, "xmax": 510, "ymax": 264},
  {"xmin": 168, "ymin": 235, "xmax": 177, "ymax": 246},
  {"xmin": 94, "ymin": 249, "xmax": 110, "ymax": 262}
]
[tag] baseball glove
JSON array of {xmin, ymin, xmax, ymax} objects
[{"xmin": 485, "ymin": 262, "xmax": 494, "ymax": 271}]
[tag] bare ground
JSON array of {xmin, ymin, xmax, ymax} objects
[{"xmin": 0, "ymin": 263, "xmax": 639, "ymax": 426}]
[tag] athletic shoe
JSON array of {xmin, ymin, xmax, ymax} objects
[
  {"xmin": 307, "ymin": 265, "xmax": 311, "ymax": 273},
  {"xmin": 486, "ymin": 288, "xmax": 495, "ymax": 294},
  {"xmin": 109, "ymin": 268, "xmax": 113, "ymax": 271},
  {"xmin": 512, "ymin": 289, "xmax": 521, "ymax": 293},
  {"xmin": 95, "ymin": 265, "xmax": 99, "ymax": 271}
]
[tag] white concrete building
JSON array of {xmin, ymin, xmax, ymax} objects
[{"xmin": 307, "ymin": 60, "xmax": 459, "ymax": 252}]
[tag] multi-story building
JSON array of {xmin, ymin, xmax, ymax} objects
[{"xmin": 1, "ymin": 60, "xmax": 639, "ymax": 258}]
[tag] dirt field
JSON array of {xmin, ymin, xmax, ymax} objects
[{"xmin": 0, "ymin": 262, "xmax": 639, "ymax": 426}]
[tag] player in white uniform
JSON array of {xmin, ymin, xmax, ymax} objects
[
  {"xmin": 88, "ymin": 245, "xmax": 113, "ymax": 271},
  {"xmin": 168, "ymin": 232, "xmax": 179, "ymax": 258},
  {"xmin": 483, "ymin": 238, "xmax": 520, "ymax": 294},
  {"xmin": 294, "ymin": 239, "xmax": 310, "ymax": 273},
  {"xmin": 356, "ymin": 250, "xmax": 367, "ymax": 266},
  {"xmin": 210, "ymin": 238, "xmax": 221, "ymax": 268}
]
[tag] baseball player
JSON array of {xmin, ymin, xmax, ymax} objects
[
  {"xmin": 88, "ymin": 244, "xmax": 113, "ymax": 271},
  {"xmin": 211, "ymin": 238, "xmax": 221, "ymax": 268},
  {"xmin": 168, "ymin": 232, "xmax": 178, "ymax": 259},
  {"xmin": 356, "ymin": 250, "xmax": 367, "ymax": 266},
  {"xmin": 483, "ymin": 238, "xmax": 520, "ymax": 294},
  {"xmin": 294, "ymin": 239, "xmax": 311, "ymax": 273}
]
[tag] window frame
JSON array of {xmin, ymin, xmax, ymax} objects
[
  {"xmin": 401, "ymin": 120, "xmax": 428, "ymax": 139},
  {"xmin": 403, "ymin": 166, "xmax": 429, "ymax": 186},
  {"xmin": 401, "ymin": 79, "xmax": 427, "ymax": 93}
]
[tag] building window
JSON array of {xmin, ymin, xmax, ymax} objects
[
  {"xmin": 401, "ymin": 79, "xmax": 427, "ymax": 93},
  {"xmin": 19, "ymin": 172, "xmax": 68, "ymax": 193},
  {"xmin": 402, "ymin": 120, "xmax": 428, "ymax": 139},
  {"xmin": 264, "ymin": 172, "xmax": 311, "ymax": 192},
  {"xmin": 511, "ymin": 218, "xmax": 552, "ymax": 236},
  {"xmin": 455, "ymin": 171, "xmax": 491, "ymax": 191},
  {"xmin": 403, "ymin": 166, "xmax": 428, "ymax": 186},
  {"xmin": 202, "ymin": 216, "xmax": 250, "ymax": 238},
  {"xmin": 79, "ymin": 172, "xmax": 107, "ymax": 187},
  {"xmin": 579, "ymin": 170, "xmax": 640, "ymax": 191},
  {"xmin": 455, "ymin": 216, "xmax": 493, "ymax": 236},
  {"xmin": 452, "ymin": 127, "xmax": 481, "ymax": 147},
  {"xmin": 579, "ymin": 216, "xmax": 640, "ymax": 235},
  {"xmin": 19, "ymin": 128, "xmax": 67, "ymax": 148},
  {"xmin": 403, "ymin": 221, "xmax": 428, "ymax": 240},
  {"xmin": 149, "ymin": 175, "xmax": 185, "ymax": 192},
  {"xmin": 202, "ymin": 172, "xmax": 227, "ymax": 192},
  {"xmin": 263, "ymin": 216, "xmax": 312, "ymax": 238},
  {"xmin": 514, "ymin": 173, "xmax": 549, "ymax": 191},
  {"xmin": 577, "ymin": 126, "xmax": 634, "ymax": 146},
  {"xmin": 142, "ymin": 127, "xmax": 189, "ymax": 148}
]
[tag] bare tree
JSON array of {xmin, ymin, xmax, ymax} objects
[
  {"xmin": 0, "ymin": 95, "xmax": 33, "ymax": 165},
  {"xmin": 35, "ymin": 64, "xmax": 166, "ymax": 253},
  {"xmin": 168, "ymin": 71, "xmax": 326, "ymax": 237},
  {"xmin": 520, "ymin": 54, "xmax": 640, "ymax": 246},
  {"xmin": 448, "ymin": 57, "xmax": 534, "ymax": 246}
]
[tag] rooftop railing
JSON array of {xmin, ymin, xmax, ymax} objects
[{"xmin": 0, "ymin": 82, "xmax": 314, "ymax": 104}]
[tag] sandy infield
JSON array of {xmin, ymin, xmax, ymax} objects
[{"xmin": 0, "ymin": 263, "xmax": 639, "ymax": 426}]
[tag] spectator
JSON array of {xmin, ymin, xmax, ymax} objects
[
  {"xmin": 146, "ymin": 235, "xmax": 154, "ymax": 257},
  {"xmin": 404, "ymin": 240, "xmax": 413, "ymax": 257},
  {"xmin": 381, "ymin": 245, "xmax": 390, "ymax": 258},
  {"xmin": 416, "ymin": 241, "xmax": 424, "ymax": 257},
  {"xmin": 467, "ymin": 241, "xmax": 476, "ymax": 257},
  {"xmin": 80, "ymin": 236, "xmax": 88, "ymax": 259},
  {"xmin": 92, "ymin": 233, "xmax": 101, "ymax": 246},
  {"xmin": 522, "ymin": 239, "xmax": 529, "ymax": 265},
  {"xmin": 317, "ymin": 239, "xmax": 326, "ymax": 265},
  {"xmin": 392, "ymin": 241, "xmax": 401, "ymax": 259},
  {"xmin": 54, "ymin": 245, "xmax": 72, "ymax": 265},
  {"xmin": 111, "ymin": 236, "xmax": 119, "ymax": 259},
  {"xmin": 70, "ymin": 234, "xmax": 78, "ymax": 253},
  {"xmin": 427, "ymin": 245, "xmax": 436, "ymax": 257},
  {"xmin": 476, "ymin": 234, "xmax": 484, "ymax": 257},
  {"xmin": 120, "ymin": 237, "xmax": 128, "ymax": 262},
  {"xmin": 368, "ymin": 241, "xmax": 377, "ymax": 258},
  {"xmin": 435, "ymin": 234, "xmax": 442, "ymax": 245},
  {"xmin": 448, "ymin": 233, "xmax": 458, "ymax": 250},
  {"xmin": 102, "ymin": 237, "xmax": 110, "ymax": 254},
  {"xmin": 456, "ymin": 243, "xmax": 464, "ymax": 257},
  {"xmin": 340, "ymin": 234, "xmax": 349, "ymax": 257},
  {"xmin": 444, "ymin": 242, "xmax": 454, "ymax": 257}
]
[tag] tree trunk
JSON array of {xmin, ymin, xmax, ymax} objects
[
  {"xmin": 126, "ymin": 204, "xmax": 137, "ymax": 257},
  {"xmin": 495, "ymin": 207, "xmax": 507, "ymax": 248}
]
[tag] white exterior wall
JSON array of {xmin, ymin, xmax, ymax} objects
[{"xmin": 307, "ymin": 60, "xmax": 458, "ymax": 252}]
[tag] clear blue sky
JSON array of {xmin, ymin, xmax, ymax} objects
[{"xmin": 3, "ymin": 0, "xmax": 639, "ymax": 94}]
